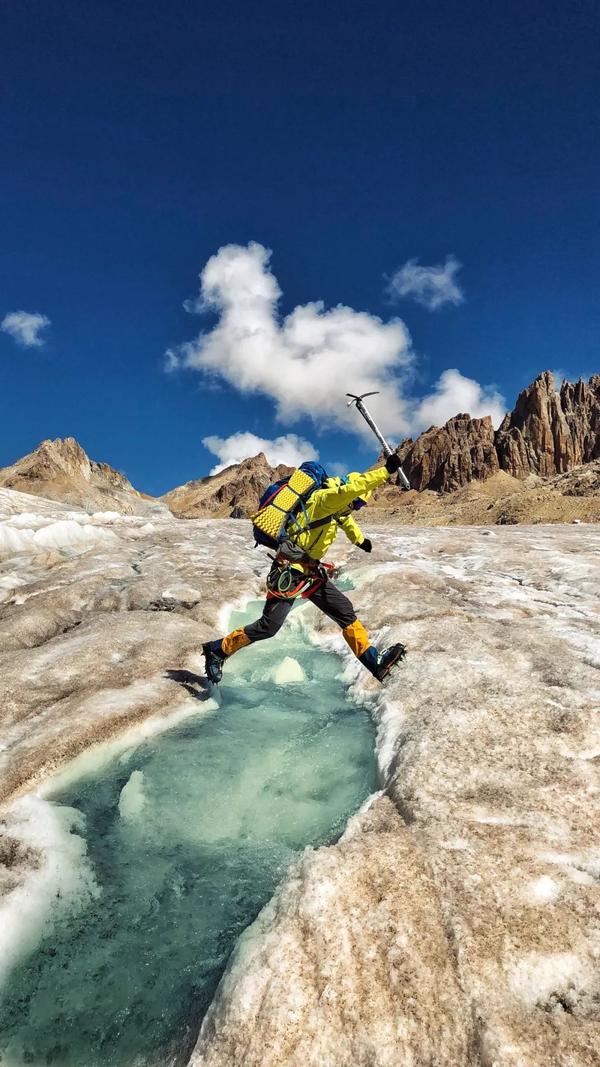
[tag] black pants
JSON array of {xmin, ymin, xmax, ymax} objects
[{"xmin": 245, "ymin": 580, "xmax": 357, "ymax": 643}]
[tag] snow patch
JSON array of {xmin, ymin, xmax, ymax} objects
[
  {"xmin": 509, "ymin": 951, "xmax": 589, "ymax": 1009},
  {"xmin": 372, "ymin": 696, "xmax": 405, "ymax": 781},
  {"xmin": 0, "ymin": 796, "xmax": 99, "ymax": 988},
  {"xmin": 528, "ymin": 875, "xmax": 560, "ymax": 902},
  {"xmin": 440, "ymin": 837, "xmax": 471, "ymax": 851},
  {"xmin": 118, "ymin": 770, "xmax": 146, "ymax": 820},
  {"xmin": 268, "ymin": 657, "xmax": 306, "ymax": 685},
  {"xmin": 5, "ymin": 512, "xmax": 56, "ymax": 529},
  {"xmin": 0, "ymin": 517, "xmax": 119, "ymax": 559},
  {"xmin": 341, "ymin": 789, "xmax": 386, "ymax": 840},
  {"xmin": 34, "ymin": 520, "xmax": 118, "ymax": 552},
  {"xmin": 538, "ymin": 850, "xmax": 600, "ymax": 886},
  {"xmin": 0, "ymin": 574, "xmax": 27, "ymax": 596}
]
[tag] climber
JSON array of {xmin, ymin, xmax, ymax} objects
[{"xmin": 202, "ymin": 454, "xmax": 407, "ymax": 685}]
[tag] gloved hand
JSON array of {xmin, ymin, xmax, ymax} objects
[
  {"xmin": 358, "ymin": 538, "xmax": 372, "ymax": 553},
  {"xmin": 385, "ymin": 452, "xmax": 401, "ymax": 474}
]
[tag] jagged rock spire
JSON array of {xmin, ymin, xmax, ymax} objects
[{"xmin": 398, "ymin": 372, "xmax": 600, "ymax": 492}]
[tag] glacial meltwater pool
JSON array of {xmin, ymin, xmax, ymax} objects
[{"xmin": 0, "ymin": 601, "xmax": 376, "ymax": 1067}]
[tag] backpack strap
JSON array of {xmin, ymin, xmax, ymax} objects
[{"xmin": 306, "ymin": 515, "xmax": 333, "ymax": 530}]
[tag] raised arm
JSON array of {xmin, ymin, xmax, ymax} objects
[{"xmin": 310, "ymin": 467, "xmax": 390, "ymax": 520}]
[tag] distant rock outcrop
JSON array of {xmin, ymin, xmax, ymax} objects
[
  {"xmin": 161, "ymin": 370, "xmax": 600, "ymax": 520},
  {"xmin": 495, "ymin": 371, "xmax": 600, "ymax": 477},
  {"xmin": 0, "ymin": 437, "xmax": 164, "ymax": 517},
  {"xmin": 371, "ymin": 460, "xmax": 600, "ymax": 525},
  {"xmin": 398, "ymin": 414, "xmax": 499, "ymax": 492},
  {"xmin": 162, "ymin": 453, "xmax": 293, "ymax": 519},
  {"xmin": 386, "ymin": 371, "xmax": 600, "ymax": 494}
]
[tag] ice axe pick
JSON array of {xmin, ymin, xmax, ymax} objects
[{"xmin": 346, "ymin": 391, "xmax": 411, "ymax": 491}]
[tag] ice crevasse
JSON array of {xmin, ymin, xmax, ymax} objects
[{"xmin": 0, "ymin": 597, "xmax": 378, "ymax": 1067}]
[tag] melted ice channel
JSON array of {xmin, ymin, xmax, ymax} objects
[{"xmin": 0, "ymin": 600, "xmax": 376, "ymax": 1066}]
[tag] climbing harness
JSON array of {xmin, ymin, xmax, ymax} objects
[{"xmin": 266, "ymin": 553, "xmax": 335, "ymax": 601}]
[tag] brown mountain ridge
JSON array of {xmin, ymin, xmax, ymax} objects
[
  {"xmin": 393, "ymin": 370, "xmax": 600, "ymax": 493},
  {"xmin": 0, "ymin": 436, "xmax": 165, "ymax": 517},
  {"xmin": 1, "ymin": 370, "xmax": 598, "ymax": 524},
  {"xmin": 161, "ymin": 453, "xmax": 293, "ymax": 519}
]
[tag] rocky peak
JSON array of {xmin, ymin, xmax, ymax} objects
[
  {"xmin": 0, "ymin": 437, "xmax": 160, "ymax": 515},
  {"xmin": 382, "ymin": 371, "xmax": 600, "ymax": 494},
  {"xmin": 398, "ymin": 413, "xmax": 499, "ymax": 492},
  {"xmin": 4, "ymin": 436, "xmax": 134, "ymax": 491},
  {"xmin": 495, "ymin": 371, "xmax": 600, "ymax": 477},
  {"xmin": 162, "ymin": 453, "xmax": 294, "ymax": 519},
  {"xmin": 14, "ymin": 437, "xmax": 93, "ymax": 482}
]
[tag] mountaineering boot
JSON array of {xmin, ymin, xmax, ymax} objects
[
  {"xmin": 359, "ymin": 642, "xmax": 406, "ymax": 682},
  {"xmin": 202, "ymin": 642, "xmax": 225, "ymax": 684},
  {"xmin": 373, "ymin": 643, "xmax": 407, "ymax": 681}
]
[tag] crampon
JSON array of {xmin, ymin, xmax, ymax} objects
[
  {"xmin": 373, "ymin": 643, "xmax": 407, "ymax": 682},
  {"xmin": 202, "ymin": 643, "xmax": 224, "ymax": 684}
]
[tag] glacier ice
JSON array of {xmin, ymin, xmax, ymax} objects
[
  {"xmin": 190, "ymin": 523, "xmax": 600, "ymax": 1067},
  {"xmin": 0, "ymin": 796, "xmax": 99, "ymax": 987},
  {"xmin": 118, "ymin": 769, "xmax": 146, "ymax": 820},
  {"xmin": 1, "ymin": 487, "xmax": 600, "ymax": 1066},
  {"xmin": 267, "ymin": 655, "xmax": 306, "ymax": 684}
]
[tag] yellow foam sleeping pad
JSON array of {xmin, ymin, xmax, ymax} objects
[{"xmin": 251, "ymin": 468, "xmax": 315, "ymax": 542}]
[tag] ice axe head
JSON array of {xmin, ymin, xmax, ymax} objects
[
  {"xmin": 345, "ymin": 389, "xmax": 411, "ymax": 492},
  {"xmin": 346, "ymin": 391, "xmax": 379, "ymax": 408}
]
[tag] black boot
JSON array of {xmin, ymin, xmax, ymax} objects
[
  {"xmin": 203, "ymin": 642, "xmax": 225, "ymax": 684},
  {"xmin": 372, "ymin": 643, "xmax": 407, "ymax": 681}
]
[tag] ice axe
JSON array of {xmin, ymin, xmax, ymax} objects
[{"xmin": 346, "ymin": 391, "xmax": 411, "ymax": 491}]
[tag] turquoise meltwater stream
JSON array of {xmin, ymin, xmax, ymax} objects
[{"xmin": 0, "ymin": 600, "xmax": 377, "ymax": 1067}]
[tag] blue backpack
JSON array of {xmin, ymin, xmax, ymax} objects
[{"xmin": 252, "ymin": 461, "xmax": 328, "ymax": 550}]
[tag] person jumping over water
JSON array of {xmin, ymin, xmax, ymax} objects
[{"xmin": 202, "ymin": 453, "xmax": 406, "ymax": 685}]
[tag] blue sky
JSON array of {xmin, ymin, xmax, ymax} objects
[{"xmin": 1, "ymin": 0, "xmax": 598, "ymax": 495}]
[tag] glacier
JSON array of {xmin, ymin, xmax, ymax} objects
[
  {"xmin": 1, "ymin": 487, "xmax": 599, "ymax": 1065},
  {"xmin": 0, "ymin": 522, "xmax": 376, "ymax": 1065}
]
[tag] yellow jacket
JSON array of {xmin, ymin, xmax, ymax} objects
[{"xmin": 288, "ymin": 467, "xmax": 390, "ymax": 561}]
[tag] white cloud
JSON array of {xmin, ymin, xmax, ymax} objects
[
  {"xmin": 163, "ymin": 348, "xmax": 180, "ymax": 373},
  {"xmin": 167, "ymin": 242, "xmax": 505, "ymax": 448},
  {"xmin": 387, "ymin": 255, "xmax": 464, "ymax": 311},
  {"xmin": 327, "ymin": 461, "xmax": 350, "ymax": 477},
  {"xmin": 166, "ymin": 241, "xmax": 414, "ymax": 439},
  {"xmin": 202, "ymin": 431, "xmax": 318, "ymax": 475},
  {"xmin": 1, "ymin": 310, "xmax": 51, "ymax": 348},
  {"xmin": 413, "ymin": 368, "xmax": 506, "ymax": 431}
]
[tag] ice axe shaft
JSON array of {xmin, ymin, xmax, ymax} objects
[
  {"xmin": 349, "ymin": 394, "xmax": 392, "ymax": 457},
  {"xmin": 346, "ymin": 391, "xmax": 411, "ymax": 491}
]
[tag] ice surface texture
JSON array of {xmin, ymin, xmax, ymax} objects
[
  {"xmin": 0, "ymin": 584, "xmax": 376, "ymax": 1065},
  {"xmin": 0, "ymin": 491, "xmax": 262, "ymax": 800},
  {"xmin": 1, "ymin": 486, "xmax": 600, "ymax": 1066},
  {"xmin": 190, "ymin": 524, "xmax": 600, "ymax": 1067}
]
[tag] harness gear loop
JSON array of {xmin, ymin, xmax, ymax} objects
[{"xmin": 266, "ymin": 553, "xmax": 335, "ymax": 601}]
